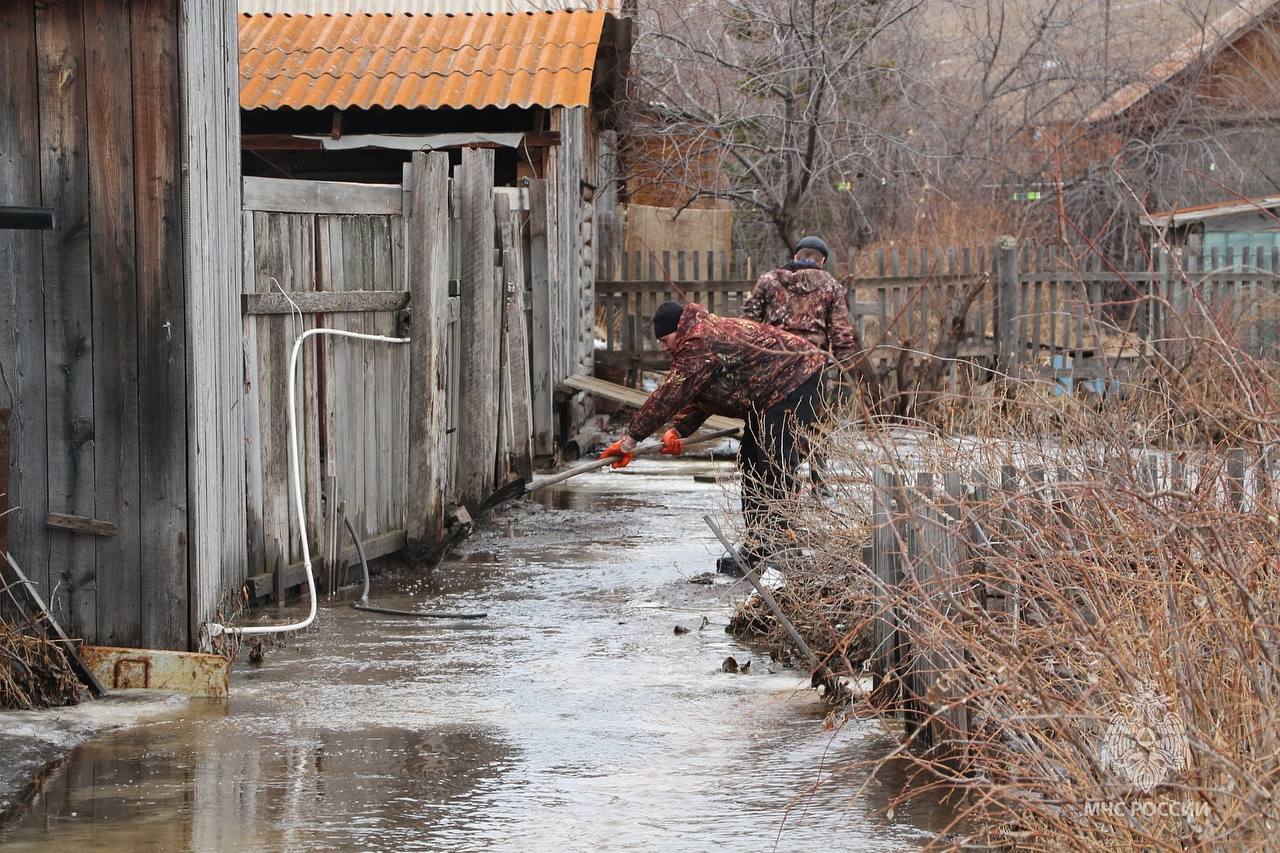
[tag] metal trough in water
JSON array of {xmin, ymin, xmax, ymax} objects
[{"xmin": 78, "ymin": 646, "xmax": 230, "ymax": 698}]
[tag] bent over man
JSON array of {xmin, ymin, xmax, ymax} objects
[{"xmin": 599, "ymin": 301, "xmax": 826, "ymax": 560}]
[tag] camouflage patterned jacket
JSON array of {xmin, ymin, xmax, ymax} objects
[
  {"xmin": 626, "ymin": 303, "xmax": 825, "ymax": 440},
  {"xmin": 740, "ymin": 264, "xmax": 861, "ymax": 368}
]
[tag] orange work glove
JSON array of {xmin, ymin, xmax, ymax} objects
[
  {"xmin": 599, "ymin": 439, "xmax": 635, "ymax": 469},
  {"xmin": 659, "ymin": 428, "xmax": 683, "ymax": 456}
]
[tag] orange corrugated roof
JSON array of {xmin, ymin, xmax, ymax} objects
[{"xmin": 240, "ymin": 11, "xmax": 606, "ymax": 111}]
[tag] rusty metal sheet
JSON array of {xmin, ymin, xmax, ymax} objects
[
  {"xmin": 240, "ymin": 10, "xmax": 605, "ymax": 110},
  {"xmin": 79, "ymin": 646, "xmax": 231, "ymax": 699},
  {"xmin": 239, "ymin": 1, "xmax": 619, "ymax": 13}
]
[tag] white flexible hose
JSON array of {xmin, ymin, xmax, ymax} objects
[{"xmin": 206, "ymin": 327, "xmax": 410, "ymax": 638}]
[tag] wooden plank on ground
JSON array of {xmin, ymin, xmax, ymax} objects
[
  {"xmin": 243, "ymin": 176, "xmax": 401, "ymax": 215},
  {"xmin": 557, "ymin": 374, "xmax": 741, "ymax": 432}
]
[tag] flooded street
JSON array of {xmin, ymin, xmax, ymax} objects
[{"xmin": 1, "ymin": 460, "xmax": 952, "ymax": 851}]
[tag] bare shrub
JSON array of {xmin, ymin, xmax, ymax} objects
[{"xmin": 748, "ymin": 281, "xmax": 1280, "ymax": 847}]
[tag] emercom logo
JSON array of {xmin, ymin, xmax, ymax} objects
[{"xmin": 1099, "ymin": 682, "xmax": 1189, "ymax": 793}]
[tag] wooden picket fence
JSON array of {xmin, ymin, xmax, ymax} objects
[
  {"xmin": 595, "ymin": 240, "xmax": 1280, "ymax": 383},
  {"xmin": 239, "ymin": 150, "xmax": 535, "ymax": 603},
  {"xmin": 868, "ymin": 448, "xmax": 1264, "ymax": 752}
]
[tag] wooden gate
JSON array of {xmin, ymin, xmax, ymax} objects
[{"xmin": 241, "ymin": 177, "xmax": 415, "ymax": 596}]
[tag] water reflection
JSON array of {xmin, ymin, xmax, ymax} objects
[{"xmin": 2, "ymin": 460, "xmax": 950, "ymax": 851}]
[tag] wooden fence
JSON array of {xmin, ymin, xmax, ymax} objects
[
  {"xmin": 239, "ymin": 150, "xmax": 536, "ymax": 604},
  {"xmin": 867, "ymin": 450, "xmax": 1262, "ymax": 751},
  {"xmin": 595, "ymin": 241, "xmax": 1280, "ymax": 382}
]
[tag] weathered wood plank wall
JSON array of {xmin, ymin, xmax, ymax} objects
[
  {"xmin": 37, "ymin": 0, "xmax": 98, "ymax": 641},
  {"xmin": 544, "ymin": 107, "xmax": 596, "ymax": 443},
  {"xmin": 241, "ymin": 178, "xmax": 412, "ymax": 592},
  {"xmin": 0, "ymin": 1, "xmax": 241, "ymax": 651},
  {"xmin": 0, "ymin": 4, "xmax": 52, "ymax": 616},
  {"xmin": 239, "ymin": 157, "xmax": 539, "ymax": 600},
  {"xmin": 526, "ymin": 177, "xmax": 555, "ymax": 457},
  {"xmin": 86, "ymin": 0, "xmax": 141, "ymax": 646},
  {"xmin": 134, "ymin": 0, "xmax": 191, "ymax": 652},
  {"xmin": 181, "ymin": 0, "xmax": 247, "ymax": 646}
]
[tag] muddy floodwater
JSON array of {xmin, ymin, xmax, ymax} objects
[{"xmin": 1, "ymin": 460, "xmax": 955, "ymax": 851}]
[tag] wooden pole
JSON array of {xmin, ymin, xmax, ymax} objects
[
  {"xmin": 995, "ymin": 235, "xmax": 1019, "ymax": 375},
  {"xmin": 405, "ymin": 151, "xmax": 451, "ymax": 545},
  {"xmin": 454, "ymin": 149, "xmax": 500, "ymax": 509}
]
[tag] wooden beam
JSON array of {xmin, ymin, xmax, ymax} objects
[
  {"xmin": 241, "ymin": 131, "xmax": 561, "ymax": 152},
  {"xmin": 405, "ymin": 151, "xmax": 451, "ymax": 545},
  {"xmin": 527, "ymin": 178, "xmax": 554, "ymax": 458},
  {"xmin": 241, "ymin": 134, "xmax": 323, "ymax": 151},
  {"xmin": 453, "ymin": 149, "xmax": 500, "ymax": 508},
  {"xmin": 557, "ymin": 374, "xmax": 741, "ymax": 432},
  {"xmin": 242, "ymin": 176, "xmax": 401, "ymax": 215},
  {"xmin": 244, "ymin": 528, "xmax": 406, "ymax": 600},
  {"xmin": 242, "ymin": 290, "xmax": 410, "ymax": 315}
]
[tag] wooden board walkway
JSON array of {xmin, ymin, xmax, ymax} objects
[{"xmin": 558, "ymin": 374, "xmax": 742, "ymax": 433}]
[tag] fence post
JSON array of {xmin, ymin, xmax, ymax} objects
[
  {"xmin": 995, "ymin": 236, "xmax": 1019, "ymax": 375},
  {"xmin": 871, "ymin": 467, "xmax": 900, "ymax": 692},
  {"xmin": 405, "ymin": 151, "xmax": 451, "ymax": 545},
  {"xmin": 454, "ymin": 149, "xmax": 500, "ymax": 509},
  {"xmin": 526, "ymin": 178, "xmax": 554, "ymax": 460}
]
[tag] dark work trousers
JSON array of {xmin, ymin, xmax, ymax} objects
[{"xmin": 738, "ymin": 370, "xmax": 822, "ymax": 550}]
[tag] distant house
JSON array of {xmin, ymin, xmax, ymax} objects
[
  {"xmin": 1142, "ymin": 196, "xmax": 1280, "ymax": 259},
  {"xmin": 1085, "ymin": 0, "xmax": 1280, "ymax": 212},
  {"xmin": 907, "ymin": 0, "xmax": 1280, "ymax": 252}
]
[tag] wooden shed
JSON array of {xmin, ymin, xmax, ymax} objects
[
  {"xmin": 236, "ymin": 1, "xmax": 633, "ymax": 454},
  {"xmin": 0, "ymin": 2, "xmax": 245, "ymax": 651}
]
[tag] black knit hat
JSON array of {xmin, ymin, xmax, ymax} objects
[
  {"xmin": 794, "ymin": 235, "xmax": 829, "ymax": 260},
  {"xmin": 653, "ymin": 301, "xmax": 683, "ymax": 339}
]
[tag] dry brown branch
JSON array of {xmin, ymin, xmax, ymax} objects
[{"xmin": 730, "ymin": 288, "xmax": 1280, "ymax": 847}]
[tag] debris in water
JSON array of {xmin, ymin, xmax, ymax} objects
[
  {"xmin": 687, "ymin": 572, "xmax": 715, "ymax": 585},
  {"xmin": 674, "ymin": 624, "xmax": 690, "ymax": 635},
  {"xmin": 721, "ymin": 656, "xmax": 750, "ymax": 673}
]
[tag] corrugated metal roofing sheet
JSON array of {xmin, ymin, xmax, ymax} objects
[
  {"xmin": 240, "ymin": 1, "xmax": 618, "ymax": 12},
  {"xmin": 240, "ymin": 11, "xmax": 606, "ymax": 110}
]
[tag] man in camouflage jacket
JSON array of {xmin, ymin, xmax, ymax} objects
[
  {"xmin": 741, "ymin": 235, "xmax": 863, "ymax": 376},
  {"xmin": 599, "ymin": 301, "xmax": 826, "ymax": 557}
]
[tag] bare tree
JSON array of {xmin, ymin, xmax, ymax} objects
[{"xmin": 624, "ymin": 0, "xmax": 922, "ymax": 255}]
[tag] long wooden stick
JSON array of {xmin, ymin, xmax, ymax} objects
[
  {"xmin": 527, "ymin": 426, "xmax": 740, "ymax": 492},
  {"xmin": 2, "ymin": 551, "xmax": 106, "ymax": 697},
  {"xmin": 702, "ymin": 516, "xmax": 821, "ymax": 671}
]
